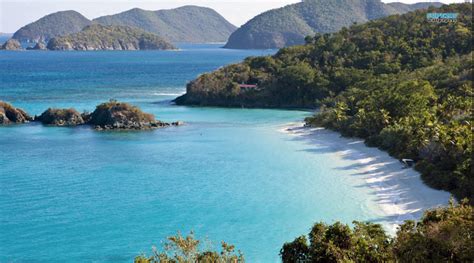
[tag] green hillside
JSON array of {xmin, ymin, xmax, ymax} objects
[
  {"xmin": 93, "ymin": 6, "xmax": 237, "ymax": 43},
  {"xmin": 175, "ymin": 3, "xmax": 473, "ymax": 202},
  {"xmin": 224, "ymin": 0, "xmax": 442, "ymax": 49},
  {"xmin": 46, "ymin": 24, "xmax": 176, "ymax": 50},
  {"xmin": 12, "ymin": 11, "xmax": 92, "ymax": 42}
]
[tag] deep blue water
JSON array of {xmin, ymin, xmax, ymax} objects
[{"xmin": 0, "ymin": 44, "xmax": 380, "ymax": 262}]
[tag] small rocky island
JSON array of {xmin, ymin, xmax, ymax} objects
[
  {"xmin": 46, "ymin": 24, "xmax": 176, "ymax": 51},
  {"xmin": 0, "ymin": 39, "xmax": 22, "ymax": 50},
  {"xmin": 87, "ymin": 100, "xmax": 182, "ymax": 130},
  {"xmin": 0, "ymin": 102, "xmax": 32, "ymax": 124},
  {"xmin": 36, "ymin": 108, "xmax": 86, "ymax": 126},
  {"xmin": 0, "ymin": 100, "xmax": 183, "ymax": 130}
]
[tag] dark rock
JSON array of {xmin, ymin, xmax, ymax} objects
[
  {"xmin": 0, "ymin": 101, "xmax": 32, "ymax": 124},
  {"xmin": 1, "ymin": 100, "xmax": 183, "ymax": 131},
  {"xmin": 88, "ymin": 100, "xmax": 165, "ymax": 130},
  {"xmin": 36, "ymin": 108, "xmax": 85, "ymax": 126},
  {"xmin": 27, "ymin": 42, "xmax": 47, "ymax": 50},
  {"xmin": 1, "ymin": 39, "xmax": 22, "ymax": 50}
]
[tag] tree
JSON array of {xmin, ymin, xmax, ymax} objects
[
  {"xmin": 136, "ymin": 232, "xmax": 244, "ymax": 263},
  {"xmin": 280, "ymin": 200, "xmax": 473, "ymax": 262}
]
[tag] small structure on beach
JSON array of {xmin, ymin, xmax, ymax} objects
[{"xmin": 400, "ymin": 158, "xmax": 415, "ymax": 169}]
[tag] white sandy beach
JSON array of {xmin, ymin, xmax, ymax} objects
[{"xmin": 281, "ymin": 122, "xmax": 451, "ymax": 234}]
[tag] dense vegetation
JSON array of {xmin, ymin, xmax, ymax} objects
[
  {"xmin": 177, "ymin": 3, "xmax": 473, "ymax": 202},
  {"xmin": 93, "ymin": 6, "xmax": 236, "ymax": 43},
  {"xmin": 135, "ymin": 232, "xmax": 244, "ymax": 263},
  {"xmin": 224, "ymin": 0, "xmax": 441, "ymax": 49},
  {"xmin": 47, "ymin": 24, "xmax": 176, "ymax": 50},
  {"xmin": 11, "ymin": 6, "xmax": 235, "ymax": 45},
  {"xmin": 12, "ymin": 11, "xmax": 91, "ymax": 42},
  {"xmin": 135, "ymin": 201, "xmax": 472, "ymax": 262},
  {"xmin": 281, "ymin": 199, "xmax": 473, "ymax": 262}
]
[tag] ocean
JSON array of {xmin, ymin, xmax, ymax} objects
[{"xmin": 0, "ymin": 44, "xmax": 381, "ymax": 262}]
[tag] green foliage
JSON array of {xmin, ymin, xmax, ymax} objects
[
  {"xmin": 94, "ymin": 6, "xmax": 236, "ymax": 43},
  {"xmin": 47, "ymin": 24, "xmax": 175, "ymax": 51},
  {"xmin": 224, "ymin": 0, "xmax": 442, "ymax": 49},
  {"xmin": 393, "ymin": 199, "xmax": 474, "ymax": 262},
  {"xmin": 310, "ymin": 54, "xmax": 473, "ymax": 202},
  {"xmin": 135, "ymin": 232, "xmax": 244, "ymax": 263},
  {"xmin": 274, "ymin": 62, "xmax": 317, "ymax": 107},
  {"xmin": 281, "ymin": 221, "xmax": 392, "ymax": 262},
  {"xmin": 179, "ymin": 3, "xmax": 473, "ymax": 201},
  {"xmin": 12, "ymin": 11, "xmax": 91, "ymax": 42},
  {"xmin": 281, "ymin": 200, "xmax": 474, "ymax": 262},
  {"xmin": 13, "ymin": 6, "xmax": 236, "ymax": 44}
]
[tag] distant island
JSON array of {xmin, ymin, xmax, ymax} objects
[
  {"xmin": 10, "ymin": 6, "xmax": 236, "ymax": 44},
  {"xmin": 224, "ymin": 0, "xmax": 442, "ymax": 49},
  {"xmin": 176, "ymin": 3, "xmax": 473, "ymax": 203},
  {"xmin": 46, "ymin": 24, "xmax": 176, "ymax": 51},
  {"xmin": 94, "ymin": 6, "xmax": 236, "ymax": 43},
  {"xmin": 12, "ymin": 10, "xmax": 92, "ymax": 43}
]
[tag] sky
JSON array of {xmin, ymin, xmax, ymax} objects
[{"xmin": 0, "ymin": 0, "xmax": 468, "ymax": 33}]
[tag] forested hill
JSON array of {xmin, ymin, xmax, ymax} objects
[
  {"xmin": 46, "ymin": 24, "xmax": 176, "ymax": 51},
  {"xmin": 11, "ymin": 6, "xmax": 236, "ymax": 44},
  {"xmin": 93, "ymin": 6, "xmax": 237, "ymax": 43},
  {"xmin": 12, "ymin": 11, "xmax": 92, "ymax": 42},
  {"xmin": 224, "ymin": 0, "xmax": 442, "ymax": 49},
  {"xmin": 175, "ymin": 3, "xmax": 473, "ymax": 202}
]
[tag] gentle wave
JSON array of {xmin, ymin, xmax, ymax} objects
[{"xmin": 153, "ymin": 92, "xmax": 185, "ymax": 96}]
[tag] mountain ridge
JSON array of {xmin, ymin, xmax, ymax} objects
[
  {"xmin": 12, "ymin": 10, "xmax": 92, "ymax": 42},
  {"xmin": 224, "ymin": 0, "xmax": 443, "ymax": 49},
  {"xmin": 12, "ymin": 6, "xmax": 236, "ymax": 44},
  {"xmin": 93, "ymin": 5, "xmax": 237, "ymax": 43}
]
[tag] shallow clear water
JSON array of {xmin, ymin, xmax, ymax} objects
[{"xmin": 0, "ymin": 44, "xmax": 380, "ymax": 262}]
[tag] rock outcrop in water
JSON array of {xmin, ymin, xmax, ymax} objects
[
  {"xmin": 0, "ymin": 100, "xmax": 183, "ymax": 130},
  {"xmin": 46, "ymin": 24, "xmax": 176, "ymax": 51},
  {"xmin": 0, "ymin": 101, "xmax": 32, "ymax": 124},
  {"xmin": 36, "ymin": 108, "xmax": 86, "ymax": 126},
  {"xmin": 27, "ymin": 42, "xmax": 47, "ymax": 50},
  {"xmin": 1, "ymin": 39, "xmax": 22, "ymax": 50},
  {"xmin": 88, "ymin": 100, "xmax": 178, "ymax": 130}
]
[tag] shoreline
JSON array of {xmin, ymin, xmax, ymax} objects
[{"xmin": 280, "ymin": 122, "xmax": 451, "ymax": 234}]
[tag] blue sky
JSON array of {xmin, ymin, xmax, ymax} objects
[{"xmin": 0, "ymin": 0, "xmax": 468, "ymax": 32}]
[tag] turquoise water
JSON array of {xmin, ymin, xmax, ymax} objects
[{"xmin": 0, "ymin": 45, "xmax": 379, "ymax": 262}]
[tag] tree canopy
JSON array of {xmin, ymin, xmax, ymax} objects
[{"xmin": 281, "ymin": 199, "xmax": 473, "ymax": 262}]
